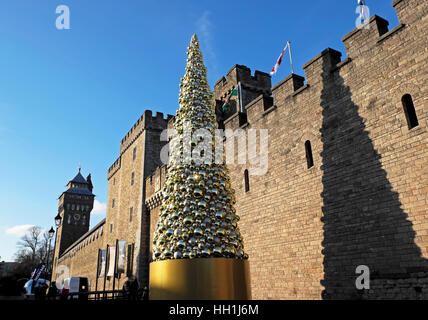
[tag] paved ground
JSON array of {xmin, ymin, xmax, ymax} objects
[{"xmin": 0, "ymin": 295, "xmax": 26, "ymax": 300}]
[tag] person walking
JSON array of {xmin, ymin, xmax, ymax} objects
[
  {"xmin": 47, "ymin": 282, "xmax": 58, "ymax": 300},
  {"xmin": 141, "ymin": 286, "xmax": 149, "ymax": 301},
  {"xmin": 122, "ymin": 278, "xmax": 131, "ymax": 300}
]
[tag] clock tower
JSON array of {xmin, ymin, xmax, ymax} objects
[{"xmin": 54, "ymin": 169, "xmax": 95, "ymax": 258}]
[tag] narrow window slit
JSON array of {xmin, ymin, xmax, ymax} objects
[{"xmin": 305, "ymin": 140, "xmax": 314, "ymax": 169}]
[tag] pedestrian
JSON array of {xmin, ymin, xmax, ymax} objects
[
  {"xmin": 33, "ymin": 283, "xmax": 41, "ymax": 300},
  {"xmin": 39, "ymin": 282, "xmax": 48, "ymax": 301},
  {"xmin": 47, "ymin": 281, "xmax": 58, "ymax": 300},
  {"xmin": 129, "ymin": 277, "xmax": 139, "ymax": 301},
  {"xmin": 141, "ymin": 286, "xmax": 149, "ymax": 301},
  {"xmin": 122, "ymin": 278, "xmax": 131, "ymax": 300}
]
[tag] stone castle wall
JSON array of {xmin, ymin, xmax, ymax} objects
[
  {"xmin": 221, "ymin": 0, "xmax": 428, "ymax": 299},
  {"xmin": 146, "ymin": 0, "xmax": 428, "ymax": 299},
  {"xmin": 56, "ymin": 220, "xmax": 105, "ymax": 290},
  {"xmin": 54, "ymin": 0, "xmax": 427, "ymax": 299}
]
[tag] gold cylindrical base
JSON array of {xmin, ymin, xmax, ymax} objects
[{"xmin": 149, "ymin": 258, "xmax": 251, "ymax": 300}]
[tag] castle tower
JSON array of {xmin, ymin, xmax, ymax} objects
[
  {"xmin": 54, "ymin": 169, "xmax": 95, "ymax": 258},
  {"xmin": 213, "ymin": 64, "xmax": 272, "ymax": 127}
]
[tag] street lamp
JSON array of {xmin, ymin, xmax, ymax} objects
[
  {"xmin": 48, "ymin": 227, "xmax": 55, "ymax": 239},
  {"xmin": 54, "ymin": 214, "xmax": 62, "ymax": 227},
  {"xmin": 51, "ymin": 214, "xmax": 61, "ymax": 283},
  {"xmin": 46, "ymin": 227, "xmax": 55, "ymax": 279}
]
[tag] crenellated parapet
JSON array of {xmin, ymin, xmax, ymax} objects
[
  {"xmin": 214, "ymin": 65, "xmax": 272, "ymax": 122},
  {"xmin": 214, "ymin": 64, "xmax": 271, "ymax": 100},
  {"xmin": 220, "ymin": 0, "xmax": 425, "ymax": 131},
  {"xmin": 271, "ymin": 74, "xmax": 305, "ymax": 105},
  {"xmin": 342, "ymin": 15, "xmax": 389, "ymax": 58},
  {"xmin": 107, "ymin": 110, "xmax": 173, "ymax": 180},
  {"xmin": 393, "ymin": 0, "xmax": 428, "ymax": 25},
  {"xmin": 107, "ymin": 156, "xmax": 121, "ymax": 180},
  {"xmin": 119, "ymin": 110, "xmax": 173, "ymax": 155}
]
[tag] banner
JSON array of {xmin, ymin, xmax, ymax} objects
[
  {"xmin": 107, "ymin": 246, "xmax": 116, "ymax": 277},
  {"xmin": 117, "ymin": 240, "xmax": 127, "ymax": 274},
  {"xmin": 98, "ymin": 250, "xmax": 106, "ymax": 278},
  {"xmin": 32, "ymin": 264, "xmax": 46, "ymax": 282}
]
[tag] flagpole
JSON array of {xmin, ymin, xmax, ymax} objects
[
  {"xmin": 287, "ymin": 41, "xmax": 294, "ymax": 74},
  {"xmin": 238, "ymin": 82, "xmax": 244, "ymax": 113},
  {"xmin": 103, "ymin": 244, "xmax": 108, "ymax": 299},
  {"xmin": 95, "ymin": 249, "xmax": 100, "ymax": 293},
  {"xmin": 112, "ymin": 239, "xmax": 118, "ymax": 297}
]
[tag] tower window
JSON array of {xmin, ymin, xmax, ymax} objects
[
  {"xmin": 71, "ymin": 204, "xmax": 75, "ymax": 211},
  {"xmin": 112, "ymin": 199, "xmax": 115, "ymax": 208},
  {"xmin": 133, "ymin": 147, "xmax": 137, "ymax": 161},
  {"xmin": 129, "ymin": 207, "xmax": 133, "ymax": 222},
  {"xmin": 110, "ymin": 224, "xmax": 113, "ymax": 233},
  {"xmin": 305, "ymin": 140, "xmax": 314, "ymax": 169},
  {"xmin": 66, "ymin": 203, "xmax": 70, "ymax": 210},
  {"xmin": 67, "ymin": 214, "xmax": 71, "ymax": 224},
  {"xmin": 244, "ymin": 169, "xmax": 250, "ymax": 192},
  {"xmin": 82, "ymin": 215, "xmax": 87, "ymax": 225},
  {"xmin": 131, "ymin": 172, "xmax": 135, "ymax": 186},
  {"xmin": 402, "ymin": 94, "xmax": 419, "ymax": 129}
]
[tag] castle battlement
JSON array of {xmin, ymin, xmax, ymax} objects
[
  {"xmin": 119, "ymin": 110, "xmax": 173, "ymax": 154},
  {"xmin": 393, "ymin": 0, "xmax": 427, "ymax": 25},
  {"xmin": 342, "ymin": 15, "xmax": 389, "ymax": 58},
  {"xmin": 107, "ymin": 110, "xmax": 173, "ymax": 179},
  {"xmin": 221, "ymin": 0, "xmax": 428, "ymax": 129},
  {"xmin": 107, "ymin": 156, "xmax": 121, "ymax": 179},
  {"xmin": 214, "ymin": 64, "xmax": 271, "ymax": 101}
]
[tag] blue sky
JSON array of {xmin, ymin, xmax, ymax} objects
[{"xmin": 0, "ymin": 0, "xmax": 399, "ymax": 261}]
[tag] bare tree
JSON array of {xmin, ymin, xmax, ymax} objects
[
  {"xmin": 14, "ymin": 226, "xmax": 52, "ymax": 277},
  {"xmin": 16, "ymin": 226, "xmax": 42, "ymax": 265}
]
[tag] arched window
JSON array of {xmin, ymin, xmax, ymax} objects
[
  {"xmin": 305, "ymin": 140, "xmax": 314, "ymax": 169},
  {"xmin": 244, "ymin": 169, "xmax": 250, "ymax": 192},
  {"xmin": 402, "ymin": 94, "xmax": 419, "ymax": 129}
]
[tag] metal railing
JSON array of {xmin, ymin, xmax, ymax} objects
[{"xmin": 48, "ymin": 290, "xmax": 129, "ymax": 301}]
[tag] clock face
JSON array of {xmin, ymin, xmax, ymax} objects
[{"xmin": 74, "ymin": 213, "xmax": 80, "ymax": 221}]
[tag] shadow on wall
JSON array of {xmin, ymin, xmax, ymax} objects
[{"xmin": 319, "ymin": 56, "xmax": 428, "ymax": 299}]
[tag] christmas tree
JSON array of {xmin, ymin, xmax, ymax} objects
[{"xmin": 152, "ymin": 34, "xmax": 248, "ymax": 262}]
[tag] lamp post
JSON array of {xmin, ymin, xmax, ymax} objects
[
  {"xmin": 50, "ymin": 214, "xmax": 62, "ymax": 283},
  {"xmin": 46, "ymin": 227, "xmax": 55, "ymax": 276}
]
